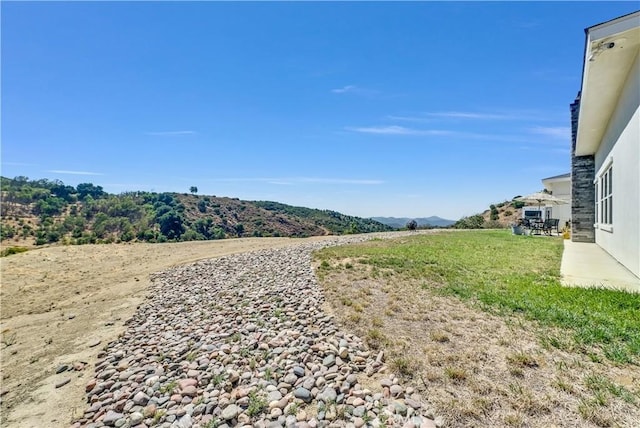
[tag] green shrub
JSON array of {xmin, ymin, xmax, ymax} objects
[
  {"xmin": 0, "ymin": 246, "xmax": 29, "ymax": 257},
  {"xmin": 0, "ymin": 223, "xmax": 16, "ymax": 239},
  {"xmin": 454, "ymin": 214, "xmax": 485, "ymax": 229}
]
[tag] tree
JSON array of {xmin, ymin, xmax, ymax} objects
[
  {"xmin": 453, "ymin": 214, "xmax": 485, "ymax": 229},
  {"xmin": 190, "ymin": 186, "xmax": 198, "ymax": 195},
  {"xmin": 490, "ymin": 204, "xmax": 499, "ymax": 221},
  {"xmin": 76, "ymin": 183, "xmax": 105, "ymax": 200},
  {"xmin": 157, "ymin": 209, "xmax": 184, "ymax": 239},
  {"xmin": 406, "ymin": 219, "xmax": 418, "ymax": 231}
]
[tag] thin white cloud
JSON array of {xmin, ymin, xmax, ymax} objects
[
  {"xmin": 389, "ymin": 109, "xmax": 565, "ymax": 122},
  {"xmin": 386, "ymin": 115, "xmax": 433, "ymax": 123},
  {"xmin": 528, "ymin": 126, "xmax": 570, "ymax": 140},
  {"xmin": 47, "ymin": 170, "xmax": 104, "ymax": 176},
  {"xmin": 331, "ymin": 85, "xmax": 357, "ymax": 94},
  {"xmin": 347, "ymin": 125, "xmax": 554, "ymax": 144},
  {"xmin": 331, "ymin": 85, "xmax": 379, "ymax": 97},
  {"xmin": 298, "ymin": 177, "xmax": 383, "ymax": 185},
  {"xmin": 267, "ymin": 181, "xmax": 294, "ymax": 186},
  {"xmin": 425, "ymin": 111, "xmax": 512, "ymax": 120},
  {"xmin": 346, "ymin": 125, "xmax": 452, "ymax": 136},
  {"xmin": 145, "ymin": 130, "xmax": 197, "ymax": 136}
]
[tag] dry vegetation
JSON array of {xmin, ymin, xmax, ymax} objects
[
  {"xmin": 481, "ymin": 200, "xmax": 523, "ymax": 227},
  {"xmin": 314, "ymin": 232, "xmax": 640, "ymax": 427}
]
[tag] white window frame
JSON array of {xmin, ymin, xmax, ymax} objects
[{"xmin": 595, "ymin": 159, "xmax": 613, "ymax": 232}]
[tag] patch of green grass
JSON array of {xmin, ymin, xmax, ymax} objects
[
  {"xmin": 444, "ymin": 366, "xmax": 467, "ymax": 382},
  {"xmin": 340, "ymin": 297, "xmax": 353, "ymax": 306},
  {"xmin": 152, "ymin": 409, "xmax": 166, "ymax": 424},
  {"xmin": 391, "ymin": 356, "xmax": 418, "ymax": 378},
  {"xmin": 372, "ymin": 317, "xmax": 384, "ymax": 327},
  {"xmin": 160, "ymin": 380, "xmax": 177, "ymax": 394},
  {"xmin": 552, "ymin": 376, "xmax": 574, "ymax": 393},
  {"xmin": 314, "ymin": 230, "xmax": 640, "ymax": 364},
  {"xmin": 0, "ymin": 246, "xmax": 29, "ymax": 257},
  {"xmin": 538, "ymin": 331, "xmax": 573, "ymax": 352},
  {"xmin": 347, "ymin": 313, "xmax": 362, "ymax": 324},
  {"xmin": 228, "ymin": 332, "xmax": 242, "ymax": 343},
  {"xmin": 506, "ymin": 352, "xmax": 538, "ymax": 368},
  {"xmin": 286, "ymin": 402, "xmax": 299, "ymax": 416},
  {"xmin": 430, "ymin": 331, "xmax": 450, "ymax": 343},
  {"xmin": 263, "ymin": 367, "xmax": 273, "ymax": 381},
  {"xmin": 202, "ymin": 419, "xmax": 219, "ymax": 428},
  {"xmin": 247, "ymin": 390, "xmax": 267, "ymax": 417},
  {"xmin": 210, "ymin": 373, "xmax": 225, "ymax": 387},
  {"xmin": 365, "ymin": 328, "xmax": 386, "ymax": 349},
  {"xmin": 584, "ymin": 373, "xmax": 637, "ymax": 404}
]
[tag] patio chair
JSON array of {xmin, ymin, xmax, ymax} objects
[{"xmin": 543, "ymin": 219, "xmax": 560, "ymax": 235}]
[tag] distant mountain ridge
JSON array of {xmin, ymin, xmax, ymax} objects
[{"xmin": 371, "ymin": 216, "xmax": 456, "ymax": 228}]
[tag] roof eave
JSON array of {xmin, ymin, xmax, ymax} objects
[{"xmin": 575, "ymin": 11, "xmax": 640, "ymax": 156}]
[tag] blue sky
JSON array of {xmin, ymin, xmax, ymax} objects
[{"xmin": 2, "ymin": 2, "xmax": 637, "ymax": 220}]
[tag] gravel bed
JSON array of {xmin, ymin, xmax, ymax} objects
[{"xmin": 73, "ymin": 234, "xmax": 441, "ymax": 428}]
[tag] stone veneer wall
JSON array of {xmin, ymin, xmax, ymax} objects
[{"xmin": 570, "ymin": 92, "xmax": 596, "ymax": 243}]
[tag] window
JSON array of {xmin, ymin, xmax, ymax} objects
[
  {"xmin": 597, "ymin": 165, "xmax": 613, "ymax": 225},
  {"xmin": 524, "ymin": 210, "xmax": 541, "ymax": 219}
]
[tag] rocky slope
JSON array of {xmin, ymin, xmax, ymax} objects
[{"xmin": 72, "ymin": 237, "xmax": 439, "ymax": 428}]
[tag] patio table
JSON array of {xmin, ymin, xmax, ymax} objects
[{"xmin": 530, "ymin": 219, "xmax": 544, "ymax": 235}]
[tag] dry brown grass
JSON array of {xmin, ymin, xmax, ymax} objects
[{"xmin": 315, "ymin": 259, "xmax": 640, "ymax": 428}]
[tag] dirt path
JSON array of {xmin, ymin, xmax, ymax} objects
[{"xmin": 0, "ymin": 237, "xmax": 334, "ymax": 428}]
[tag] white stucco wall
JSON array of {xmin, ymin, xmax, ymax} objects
[
  {"xmin": 545, "ymin": 180, "xmax": 572, "ymax": 229},
  {"xmin": 594, "ymin": 51, "xmax": 640, "ymax": 278}
]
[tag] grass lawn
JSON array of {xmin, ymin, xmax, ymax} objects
[{"xmin": 314, "ymin": 230, "xmax": 640, "ymax": 427}]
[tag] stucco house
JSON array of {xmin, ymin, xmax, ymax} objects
[
  {"xmin": 542, "ymin": 173, "xmax": 571, "ymax": 229},
  {"xmin": 570, "ymin": 11, "xmax": 639, "ymax": 278}
]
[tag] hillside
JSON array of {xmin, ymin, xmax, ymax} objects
[
  {"xmin": 253, "ymin": 201, "xmax": 393, "ymax": 234},
  {"xmin": 452, "ymin": 198, "xmax": 524, "ymax": 229},
  {"xmin": 480, "ymin": 199, "xmax": 524, "ymax": 226},
  {"xmin": 0, "ymin": 176, "xmax": 391, "ymax": 248},
  {"xmin": 371, "ymin": 216, "xmax": 455, "ymax": 229}
]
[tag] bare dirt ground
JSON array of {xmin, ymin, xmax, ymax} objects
[
  {"xmin": 0, "ymin": 237, "xmax": 334, "ymax": 428},
  {"xmin": 316, "ymin": 261, "xmax": 640, "ymax": 428}
]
